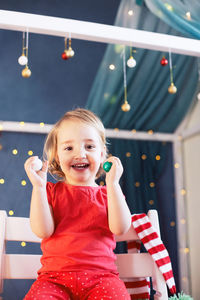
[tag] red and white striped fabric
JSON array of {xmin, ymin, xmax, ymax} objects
[
  {"xmin": 131, "ymin": 213, "xmax": 176, "ymax": 295},
  {"xmin": 123, "ymin": 240, "xmax": 150, "ymax": 299}
]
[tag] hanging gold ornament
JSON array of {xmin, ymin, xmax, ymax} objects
[
  {"xmin": 121, "ymin": 100, "xmax": 131, "ymax": 112},
  {"xmin": 66, "ymin": 38, "xmax": 75, "ymax": 58},
  {"xmin": 22, "ymin": 66, "xmax": 31, "ymax": 78},
  {"xmin": 168, "ymin": 82, "xmax": 177, "ymax": 94},
  {"xmin": 121, "ymin": 47, "xmax": 131, "ymax": 112},
  {"xmin": 168, "ymin": 50, "xmax": 177, "ymax": 94},
  {"xmin": 66, "ymin": 47, "xmax": 75, "ymax": 58}
]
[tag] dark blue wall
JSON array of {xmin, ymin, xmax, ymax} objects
[{"xmin": 0, "ymin": 0, "xmax": 120, "ymax": 123}]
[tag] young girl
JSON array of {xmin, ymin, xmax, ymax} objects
[{"xmin": 24, "ymin": 108, "xmax": 131, "ymax": 299}]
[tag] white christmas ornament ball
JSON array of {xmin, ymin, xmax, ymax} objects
[
  {"xmin": 127, "ymin": 56, "xmax": 136, "ymax": 68},
  {"xmin": 18, "ymin": 55, "xmax": 28, "ymax": 66},
  {"xmin": 32, "ymin": 158, "xmax": 43, "ymax": 171}
]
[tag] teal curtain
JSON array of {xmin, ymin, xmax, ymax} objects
[
  {"xmin": 86, "ymin": 1, "xmax": 199, "ymax": 292},
  {"xmin": 145, "ymin": 0, "xmax": 200, "ymax": 39},
  {"xmin": 86, "ymin": 1, "xmax": 198, "ymax": 132}
]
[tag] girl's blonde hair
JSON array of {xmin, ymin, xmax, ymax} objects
[{"xmin": 43, "ymin": 108, "xmax": 107, "ymax": 181}]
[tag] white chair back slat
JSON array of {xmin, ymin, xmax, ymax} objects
[
  {"xmin": 4, "ymin": 254, "xmax": 41, "ymax": 279},
  {"xmin": 6, "ymin": 217, "xmax": 41, "ymax": 243},
  {"xmin": 115, "ymin": 253, "xmax": 153, "ymax": 278}
]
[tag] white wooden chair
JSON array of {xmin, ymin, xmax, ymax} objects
[{"xmin": 0, "ymin": 209, "xmax": 168, "ymax": 299}]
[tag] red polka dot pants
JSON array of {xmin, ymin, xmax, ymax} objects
[{"xmin": 24, "ymin": 271, "xmax": 131, "ymax": 299}]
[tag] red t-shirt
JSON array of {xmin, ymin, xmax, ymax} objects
[{"xmin": 38, "ymin": 182, "xmax": 117, "ymax": 274}]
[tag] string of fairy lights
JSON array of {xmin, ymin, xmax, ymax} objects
[
  {"xmin": 0, "ymin": 122, "xmax": 185, "ymax": 230},
  {"xmin": 0, "ymin": 132, "xmax": 171, "ymax": 247},
  {"xmin": 0, "ymin": 126, "xmax": 168, "ymax": 249}
]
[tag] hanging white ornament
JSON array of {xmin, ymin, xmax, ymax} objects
[
  {"xmin": 18, "ymin": 54, "xmax": 28, "ymax": 66},
  {"xmin": 127, "ymin": 56, "xmax": 136, "ymax": 68},
  {"xmin": 18, "ymin": 32, "xmax": 28, "ymax": 65}
]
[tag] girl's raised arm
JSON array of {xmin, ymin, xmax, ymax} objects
[
  {"xmin": 105, "ymin": 157, "xmax": 131, "ymax": 236},
  {"xmin": 24, "ymin": 156, "xmax": 55, "ymax": 239}
]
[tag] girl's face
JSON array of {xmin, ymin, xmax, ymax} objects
[{"xmin": 56, "ymin": 119, "xmax": 105, "ymax": 186}]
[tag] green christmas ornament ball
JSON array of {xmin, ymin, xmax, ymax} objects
[{"xmin": 103, "ymin": 161, "xmax": 112, "ymax": 172}]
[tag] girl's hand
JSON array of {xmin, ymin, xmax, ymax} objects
[
  {"xmin": 105, "ymin": 156, "xmax": 123, "ymax": 185},
  {"xmin": 24, "ymin": 156, "xmax": 48, "ymax": 188}
]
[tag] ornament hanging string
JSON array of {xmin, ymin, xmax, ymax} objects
[
  {"xmin": 68, "ymin": 32, "xmax": 71, "ymax": 49},
  {"xmin": 25, "ymin": 29, "xmax": 29, "ymax": 63},
  {"xmin": 68, "ymin": 32, "xmax": 75, "ymax": 57},
  {"xmin": 62, "ymin": 32, "xmax": 75, "ymax": 59},
  {"xmin": 123, "ymin": 46, "xmax": 127, "ymax": 102},
  {"xmin": 169, "ymin": 48, "xmax": 173, "ymax": 84},
  {"xmin": 168, "ymin": 48, "xmax": 177, "ymax": 94},
  {"xmin": 21, "ymin": 29, "xmax": 31, "ymax": 78},
  {"xmin": 64, "ymin": 37, "xmax": 67, "ymax": 50},
  {"xmin": 22, "ymin": 32, "xmax": 25, "ymax": 55}
]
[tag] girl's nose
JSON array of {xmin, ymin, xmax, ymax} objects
[{"xmin": 74, "ymin": 147, "xmax": 86, "ymax": 158}]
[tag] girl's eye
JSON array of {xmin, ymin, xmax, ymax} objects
[
  {"xmin": 86, "ymin": 144, "xmax": 95, "ymax": 150},
  {"xmin": 65, "ymin": 146, "xmax": 73, "ymax": 151}
]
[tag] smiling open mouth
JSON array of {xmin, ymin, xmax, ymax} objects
[{"xmin": 71, "ymin": 163, "xmax": 89, "ymax": 169}]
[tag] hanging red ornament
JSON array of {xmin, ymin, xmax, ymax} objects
[
  {"xmin": 61, "ymin": 37, "xmax": 69, "ymax": 60},
  {"xmin": 61, "ymin": 51, "xmax": 69, "ymax": 60},
  {"xmin": 61, "ymin": 36, "xmax": 75, "ymax": 60},
  {"xmin": 160, "ymin": 56, "xmax": 168, "ymax": 66}
]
